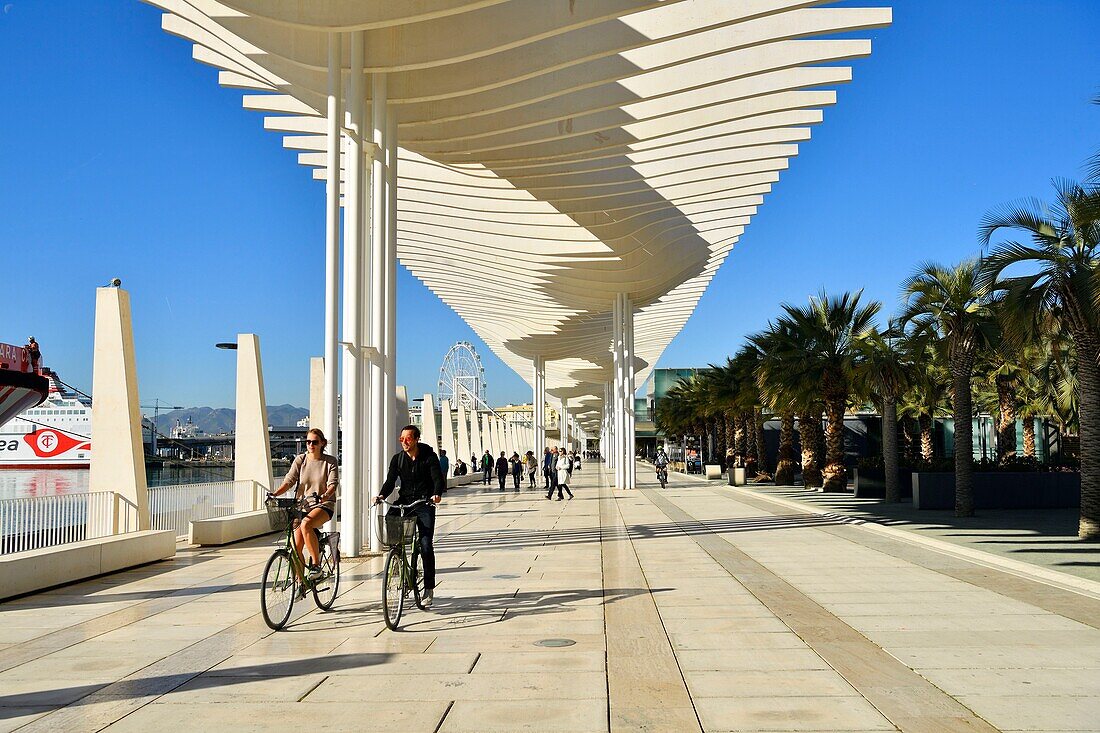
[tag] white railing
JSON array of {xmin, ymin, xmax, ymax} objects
[
  {"xmin": 149, "ymin": 480, "xmax": 260, "ymax": 540},
  {"xmin": 0, "ymin": 491, "xmax": 119, "ymax": 555}
]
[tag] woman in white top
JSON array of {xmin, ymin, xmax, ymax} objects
[{"xmin": 271, "ymin": 428, "xmax": 338, "ymax": 579}]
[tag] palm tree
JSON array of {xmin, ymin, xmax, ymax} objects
[
  {"xmin": 899, "ymin": 340, "xmax": 951, "ymax": 461},
  {"xmin": 752, "ymin": 324, "xmax": 804, "ymax": 485},
  {"xmin": 978, "ymin": 179, "xmax": 1100, "ymax": 538},
  {"xmin": 855, "ymin": 327, "xmax": 915, "ymax": 502},
  {"xmin": 730, "ymin": 346, "xmax": 767, "ymax": 477},
  {"xmin": 902, "ymin": 260, "xmax": 997, "ymax": 517},
  {"xmin": 766, "ymin": 291, "xmax": 881, "ymax": 492}
]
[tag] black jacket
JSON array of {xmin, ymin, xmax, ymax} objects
[
  {"xmin": 380, "ymin": 443, "xmax": 446, "ymax": 504},
  {"xmin": 494, "ymin": 456, "xmax": 509, "ymax": 477}
]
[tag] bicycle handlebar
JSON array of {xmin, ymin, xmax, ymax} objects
[{"xmin": 379, "ymin": 498, "xmax": 432, "ymax": 511}]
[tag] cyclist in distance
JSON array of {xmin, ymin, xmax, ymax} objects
[
  {"xmin": 375, "ymin": 425, "xmax": 445, "ymax": 607},
  {"xmin": 654, "ymin": 447, "xmax": 670, "ymax": 485},
  {"xmin": 270, "ymin": 428, "xmax": 338, "ymax": 581}
]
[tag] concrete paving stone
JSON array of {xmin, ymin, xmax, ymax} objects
[
  {"xmin": 865, "ymin": 630, "xmax": 1100, "ymax": 649},
  {"xmin": 843, "ymin": 613, "xmax": 1087, "ymax": 632},
  {"xmin": 675, "ymin": 648, "xmax": 831, "ymax": 672},
  {"xmin": 236, "ymin": 635, "xmax": 350, "ymax": 656},
  {"xmin": 206, "ymin": 652, "xmax": 479, "ymax": 677},
  {"xmin": 0, "ymin": 707, "xmax": 52, "ymax": 733},
  {"xmin": 668, "ymin": 631, "xmax": 810, "ymax": 651},
  {"xmin": 0, "ymin": 674, "xmax": 107, "ymax": 707},
  {"xmin": 440, "ymin": 699, "xmax": 609, "ymax": 733},
  {"xmin": 888, "ymin": 646, "xmax": 1100, "ymax": 670},
  {"xmin": 683, "ymin": 670, "xmax": 858, "ymax": 698},
  {"xmin": 957, "ymin": 695, "xmax": 1100, "ymax": 731},
  {"xmin": 157, "ymin": 673, "xmax": 328, "ymax": 703},
  {"xmin": 660, "ymin": 617, "xmax": 792, "ymax": 634},
  {"xmin": 309, "ymin": 671, "xmax": 606, "ymax": 702},
  {"xmin": 472, "ymin": 651, "xmax": 606, "ymax": 673},
  {"xmin": 694, "ymin": 695, "xmax": 895, "ymax": 731},
  {"xmin": 329, "ymin": 636, "xmax": 437, "ymax": 654},
  {"xmin": 656, "ymin": 604, "xmax": 775, "ymax": 619},
  {"xmin": 920, "ymin": 667, "xmax": 1100, "ymax": 697},
  {"xmin": 611, "ymin": 706, "xmax": 701, "ymax": 733},
  {"xmin": 426, "ymin": 634, "xmax": 606, "ymax": 653},
  {"xmin": 99, "ymin": 701, "xmax": 449, "ymax": 732}
]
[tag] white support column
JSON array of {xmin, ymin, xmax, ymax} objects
[
  {"xmin": 481, "ymin": 413, "xmax": 493, "ymax": 458},
  {"xmin": 624, "ymin": 296, "xmax": 637, "ymax": 489},
  {"xmin": 324, "ymin": 32, "xmax": 342, "ymax": 468},
  {"xmin": 532, "ymin": 356, "xmax": 546, "ymax": 455},
  {"xmin": 234, "ymin": 334, "xmax": 275, "ymax": 508},
  {"xmin": 612, "ymin": 294, "xmax": 624, "ymax": 489},
  {"xmin": 470, "ymin": 408, "xmax": 483, "ymax": 458},
  {"xmin": 440, "ymin": 399, "xmax": 456, "ymax": 477},
  {"xmin": 384, "ymin": 106, "xmax": 398, "ymax": 456},
  {"xmin": 367, "ymin": 72, "xmax": 388, "ymax": 553},
  {"xmin": 339, "ymin": 31, "xmax": 365, "ymax": 558},
  {"xmin": 560, "ymin": 397, "xmax": 569, "ymax": 454},
  {"xmin": 421, "ymin": 394, "xmax": 439, "ymax": 453},
  {"xmin": 457, "ymin": 401, "xmax": 472, "ymax": 468},
  {"xmin": 309, "ymin": 357, "xmax": 324, "ymax": 430},
  {"xmin": 88, "ymin": 286, "xmax": 149, "ymax": 534}
]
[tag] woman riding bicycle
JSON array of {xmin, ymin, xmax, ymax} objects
[{"xmin": 271, "ymin": 428, "xmax": 338, "ymax": 581}]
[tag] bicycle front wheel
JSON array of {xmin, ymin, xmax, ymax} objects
[
  {"xmin": 312, "ymin": 544, "xmax": 341, "ymax": 611},
  {"xmin": 261, "ymin": 549, "xmax": 296, "ymax": 630},
  {"xmin": 382, "ymin": 548, "xmax": 405, "ymax": 631}
]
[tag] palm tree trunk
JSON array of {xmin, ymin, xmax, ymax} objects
[
  {"xmin": 743, "ymin": 411, "xmax": 757, "ymax": 474},
  {"xmin": 799, "ymin": 412, "xmax": 823, "ymax": 488},
  {"xmin": 1074, "ymin": 333, "xmax": 1100, "ymax": 540},
  {"xmin": 1022, "ymin": 417, "xmax": 1036, "ymax": 458},
  {"xmin": 715, "ymin": 417, "xmax": 727, "ymax": 468},
  {"xmin": 951, "ymin": 363, "xmax": 975, "ymax": 517},
  {"xmin": 725, "ymin": 412, "xmax": 737, "ymax": 464},
  {"xmin": 775, "ymin": 413, "xmax": 796, "ymax": 485},
  {"xmin": 734, "ymin": 413, "xmax": 747, "ymax": 466},
  {"xmin": 754, "ymin": 407, "xmax": 769, "ymax": 476},
  {"xmin": 996, "ymin": 375, "xmax": 1017, "ymax": 463},
  {"xmin": 883, "ymin": 397, "xmax": 900, "ymax": 502},
  {"xmin": 919, "ymin": 413, "xmax": 934, "ymax": 460},
  {"xmin": 822, "ymin": 396, "xmax": 848, "ymax": 492}
]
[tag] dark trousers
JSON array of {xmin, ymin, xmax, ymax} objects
[
  {"xmin": 394, "ymin": 504, "xmax": 436, "ymax": 590},
  {"xmin": 512, "ymin": 472, "xmax": 521, "ymax": 489},
  {"xmin": 482, "ymin": 468, "xmax": 491, "ymax": 485},
  {"xmin": 546, "ymin": 481, "xmax": 573, "ymax": 500},
  {"xmin": 497, "ymin": 473, "xmax": 507, "ymax": 490},
  {"xmin": 528, "ymin": 471, "xmax": 536, "ymax": 487},
  {"xmin": 543, "ymin": 466, "xmax": 551, "ymax": 488}
]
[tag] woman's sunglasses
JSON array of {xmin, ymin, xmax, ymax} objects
[{"xmin": 306, "ymin": 439, "xmax": 321, "ymax": 446}]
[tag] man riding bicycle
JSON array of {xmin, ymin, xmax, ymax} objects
[
  {"xmin": 654, "ymin": 448, "xmax": 670, "ymax": 486},
  {"xmin": 375, "ymin": 425, "xmax": 445, "ymax": 607}
]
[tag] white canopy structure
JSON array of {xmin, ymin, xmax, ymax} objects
[{"xmin": 145, "ymin": 0, "xmax": 890, "ymax": 554}]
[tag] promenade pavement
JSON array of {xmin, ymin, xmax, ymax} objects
[{"xmin": 1, "ymin": 464, "xmax": 1098, "ymax": 732}]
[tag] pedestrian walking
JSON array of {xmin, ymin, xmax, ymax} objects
[
  {"xmin": 545, "ymin": 447, "xmax": 562, "ymax": 500},
  {"xmin": 481, "ymin": 450, "xmax": 493, "ymax": 485},
  {"xmin": 554, "ymin": 450, "xmax": 574, "ymax": 500},
  {"xmin": 509, "ymin": 452, "xmax": 522, "ymax": 490},
  {"xmin": 542, "ymin": 447, "xmax": 553, "ymax": 489},
  {"xmin": 438, "ymin": 449, "xmax": 449, "ymax": 479},
  {"xmin": 495, "ymin": 451, "xmax": 509, "ymax": 491},
  {"xmin": 525, "ymin": 450, "xmax": 538, "ymax": 488}
]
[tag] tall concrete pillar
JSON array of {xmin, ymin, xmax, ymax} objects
[
  {"xmin": 457, "ymin": 402, "xmax": 472, "ymax": 467},
  {"xmin": 234, "ymin": 334, "xmax": 274, "ymax": 511},
  {"xmin": 532, "ymin": 356, "xmax": 546, "ymax": 455},
  {"xmin": 612, "ymin": 294, "xmax": 624, "ymax": 489},
  {"xmin": 384, "ymin": 107, "xmax": 399, "ymax": 457},
  {"xmin": 481, "ymin": 413, "xmax": 493, "ymax": 457},
  {"xmin": 366, "ymin": 72, "xmax": 389, "ymax": 554},
  {"xmin": 561, "ymin": 397, "xmax": 569, "ymax": 454},
  {"xmin": 440, "ymin": 399, "xmax": 456, "ymax": 477},
  {"xmin": 309, "ymin": 356, "xmax": 325, "ymax": 430},
  {"xmin": 625, "ymin": 297, "xmax": 637, "ymax": 489},
  {"xmin": 89, "ymin": 286, "xmax": 149, "ymax": 533},
  {"xmin": 323, "ymin": 32, "xmax": 342, "ymax": 465},
  {"xmin": 340, "ymin": 31, "xmax": 366, "ymax": 558},
  {"xmin": 470, "ymin": 408, "xmax": 483, "ymax": 458},
  {"xmin": 396, "ymin": 385, "xmax": 411, "ymax": 429},
  {"xmin": 421, "ymin": 394, "xmax": 439, "ymax": 452}
]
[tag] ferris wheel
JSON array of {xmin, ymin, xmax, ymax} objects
[{"xmin": 438, "ymin": 341, "xmax": 487, "ymax": 410}]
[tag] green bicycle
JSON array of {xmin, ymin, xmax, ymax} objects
[
  {"xmin": 260, "ymin": 496, "xmax": 341, "ymax": 630},
  {"xmin": 377, "ymin": 499, "xmax": 429, "ymax": 631}
]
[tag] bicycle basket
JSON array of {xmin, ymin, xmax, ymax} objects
[
  {"xmin": 377, "ymin": 512, "xmax": 416, "ymax": 547},
  {"xmin": 265, "ymin": 497, "xmax": 298, "ymax": 531}
]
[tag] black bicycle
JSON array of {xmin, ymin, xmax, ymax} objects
[
  {"xmin": 260, "ymin": 495, "xmax": 341, "ymax": 630},
  {"xmin": 656, "ymin": 464, "xmax": 668, "ymax": 489},
  {"xmin": 377, "ymin": 499, "xmax": 430, "ymax": 631}
]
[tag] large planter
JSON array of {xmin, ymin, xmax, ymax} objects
[
  {"xmin": 912, "ymin": 472, "xmax": 1081, "ymax": 510},
  {"xmin": 853, "ymin": 468, "xmax": 914, "ymax": 499},
  {"xmin": 728, "ymin": 467, "xmax": 747, "ymax": 486}
]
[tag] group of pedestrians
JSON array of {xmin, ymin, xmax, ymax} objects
[
  {"xmin": 473, "ymin": 445, "xmax": 581, "ymax": 500},
  {"xmin": 543, "ymin": 446, "xmax": 578, "ymax": 501}
]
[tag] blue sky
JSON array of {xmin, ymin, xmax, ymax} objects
[{"xmin": 1, "ymin": 1, "xmax": 1097, "ymax": 409}]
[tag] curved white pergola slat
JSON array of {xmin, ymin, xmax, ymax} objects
[{"xmin": 142, "ymin": 0, "xmax": 888, "ymax": 531}]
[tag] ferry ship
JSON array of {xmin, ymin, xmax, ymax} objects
[{"xmin": 0, "ymin": 347, "xmax": 91, "ymax": 469}]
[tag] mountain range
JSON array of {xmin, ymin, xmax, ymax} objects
[{"xmin": 152, "ymin": 405, "xmax": 308, "ymax": 434}]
